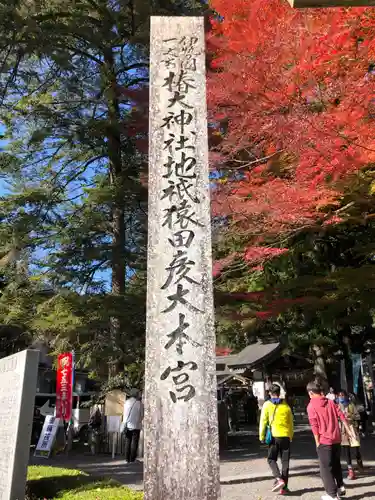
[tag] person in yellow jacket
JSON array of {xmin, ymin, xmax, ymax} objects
[{"xmin": 259, "ymin": 384, "xmax": 294, "ymax": 495}]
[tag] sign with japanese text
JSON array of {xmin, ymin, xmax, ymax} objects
[
  {"xmin": 34, "ymin": 415, "xmax": 60, "ymax": 458},
  {"xmin": 56, "ymin": 352, "xmax": 73, "ymax": 421}
]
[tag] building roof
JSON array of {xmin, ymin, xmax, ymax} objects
[
  {"xmin": 216, "ymin": 355, "xmax": 238, "ymax": 366},
  {"xmin": 217, "ymin": 374, "xmax": 250, "ymax": 387},
  {"xmin": 227, "ymin": 341, "xmax": 280, "ymax": 369}
]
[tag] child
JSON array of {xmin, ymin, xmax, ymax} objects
[
  {"xmin": 337, "ymin": 390, "xmax": 364, "ymax": 479},
  {"xmin": 259, "ymin": 384, "xmax": 294, "ymax": 496},
  {"xmin": 306, "ymin": 380, "xmax": 352, "ymax": 500}
]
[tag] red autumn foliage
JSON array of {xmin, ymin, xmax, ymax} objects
[
  {"xmin": 208, "ymin": 0, "xmax": 375, "ymax": 264},
  {"xmin": 244, "ymin": 246, "xmax": 288, "ymax": 264},
  {"xmin": 213, "ymin": 253, "xmax": 237, "ymax": 277},
  {"xmin": 118, "ymin": 86, "xmax": 149, "ymax": 154},
  {"xmin": 216, "ymin": 346, "xmax": 233, "ymax": 356}
]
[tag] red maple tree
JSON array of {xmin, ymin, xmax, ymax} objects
[
  {"xmin": 208, "ymin": 0, "xmax": 375, "ymax": 269},
  {"xmin": 216, "ymin": 346, "xmax": 233, "ymax": 356}
]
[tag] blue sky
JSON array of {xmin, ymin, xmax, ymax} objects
[
  {"xmin": 0, "ymin": 123, "xmax": 118, "ymax": 290},
  {"xmin": 0, "ymin": 124, "xmax": 9, "ymax": 195},
  {"xmin": 0, "ymin": 180, "xmax": 9, "ymax": 195}
]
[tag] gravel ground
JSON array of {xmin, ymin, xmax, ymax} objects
[
  {"xmin": 221, "ymin": 473, "xmax": 375, "ymax": 500},
  {"xmin": 220, "ymin": 426, "xmax": 375, "ymax": 499},
  {"xmin": 32, "ymin": 425, "xmax": 375, "ymax": 499}
]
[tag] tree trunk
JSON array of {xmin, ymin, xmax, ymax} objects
[
  {"xmin": 104, "ymin": 47, "xmax": 126, "ymax": 377},
  {"xmin": 312, "ymin": 344, "xmax": 328, "ymax": 390},
  {"xmin": 111, "ymin": 205, "xmax": 126, "ymax": 296},
  {"xmin": 342, "ymin": 336, "xmax": 354, "ymax": 393}
]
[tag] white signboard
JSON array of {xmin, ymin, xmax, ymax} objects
[
  {"xmin": 39, "ymin": 399, "xmax": 54, "ymax": 417},
  {"xmin": 107, "ymin": 416, "xmax": 122, "ymax": 459},
  {"xmin": 35, "ymin": 415, "xmax": 60, "ymax": 458},
  {"xmin": 107, "ymin": 415, "xmax": 121, "ymax": 433},
  {"xmin": 252, "ymin": 381, "xmax": 265, "ymax": 404}
]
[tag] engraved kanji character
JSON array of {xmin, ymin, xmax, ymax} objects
[
  {"xmin": 161, "ymin": 250, "xmax": 200, "ymax": 290},
  {"xmin": 176, "ymin": 71, "xmax": 196, "ymax": 93},
  {"xmin": 160, "ymin": 360, "xmax": 198, "ymax": 380},
  {"xmin": 163, "ymin": 152, "xmax": 196, "ymax": 180},
  {"xmin": 162, "ymin": 284, "xmax": 202, "ymax": 314},
  {"xmin": 161, "ymin": 178, "xmax": 200, "ymax": 204},
  {"xmin": 162, "ymin": 200, "xmax": 203, "ymax": 230},
  {"xmin": 160, "ymin": 360, "xmax": 198, "ymax": 403},
  {"xmin": 163, "ymin": 71, "xmax": 176, "ymax": 92},
  {"xmin": 175, "ymin": 134, "xmax": 195, "ymax": 151},
  {"xmin": 168, "ymin": 230, "xmax": 195, "ymax": 249},
  {"xmin": 168, "ymin": 91, "xmax": 193, "ymax": 110},
  {"xmin": 164, "ymin": 133, "xmax": 175, "ymax": 150},
  {"xmin": 163, "ymin": 313, "xmax": 202, "ymax": 354},
  {"xmin": 170, "ymin": 385, "xmax": 196, "ymax": 403},
  {"xmin": 161, "ymin": 110, "xmax": 193, "ymax": 134}
]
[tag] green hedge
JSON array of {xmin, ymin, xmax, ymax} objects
[{"xmin": 27, "ymin": 466, "xmax": 143, "ymax": 499}]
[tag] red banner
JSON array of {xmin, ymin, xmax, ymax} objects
[{"xmin": 56, "ymin": 352, "xmax": 73, "ymax": 421}]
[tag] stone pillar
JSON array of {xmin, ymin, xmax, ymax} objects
[
  {"xmin": 145, "ymin": 16, "xmax": 220, "ymax": 500},
  {"xmin": 0, "ymin": 349, "xmax": 39, "ymax": 500}
]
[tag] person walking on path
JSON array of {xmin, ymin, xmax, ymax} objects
[
  {"xmin": 307, "ymin": 380, "xmax": 353, "ymax": 500},
  {"xmin": 259, "ymin": 384, "xmax": 294, "ymax": 495},
  {"xmin": 88, "ymin": 407, "xmax": 102, "ymax": 454},
  {"xmin": 122, "ymin": 388, "xmax": 143, "ymax": 464},
  {"xmin": 227, "ymin": 393, "xmax": 240, "ymax": 432},
  {"xmin": 338, "ymin": 390, "xmax": 364, "ymax": 480}
]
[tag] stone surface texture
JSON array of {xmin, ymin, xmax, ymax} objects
[
  {"xmin": 145, "ymin": 16, "xmax": 220, "ymax": 500},
  {"xmin": 0, "ymin": 349, "xmax": 39, "ymax": 500}
]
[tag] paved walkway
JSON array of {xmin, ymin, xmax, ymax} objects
[
  {"xmin": 32, "ymin": 426, "xmax": 375, "ymax": 499},
  {"xmin": 221, "ymin": 426, "xmax": 375, "ymax": 499}
]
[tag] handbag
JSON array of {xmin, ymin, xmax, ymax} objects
[
  {"xmin": 265, "ymin": 404, "xmax": 278, "ymax": 445},
  {"xmin": 120, "ymin": 400, "xmax": 137, "ymax": 434}
]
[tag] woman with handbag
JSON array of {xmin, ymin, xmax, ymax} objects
[
  {"xmin": 122, "ymin": 388, "xmax": 143, "ymax": 464},
  {"xmin": 259, "ymin": 384, "xmax": 294, "ymax": 495},
  {"xmin": 338, "ymin": 390, "xmax": 364, "ymax": 479}
]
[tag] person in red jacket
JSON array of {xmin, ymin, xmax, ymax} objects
[{"xmin": 307, "ymin": 380, "xmax": 352, "ymax": 500}]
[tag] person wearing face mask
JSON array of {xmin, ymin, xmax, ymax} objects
[
  {"xmin": 259, "ymin": 384, "xmax": 294, "ymax": 495},
  {"xmin": 337, "ymin": 390, "xmax": 363, "ymax": 480},
  {"xmin": 326, "ymin": 387, "xmax": 337, "ymax": 402}
]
